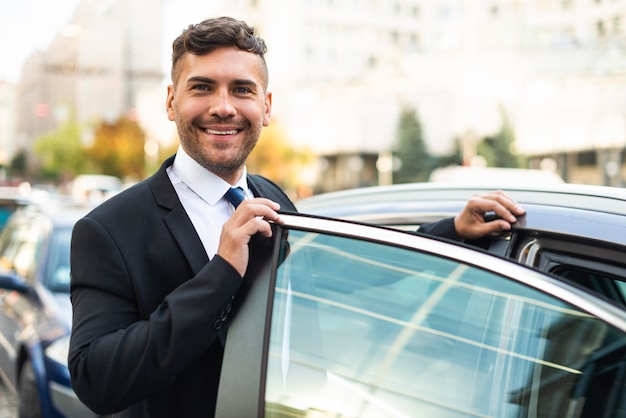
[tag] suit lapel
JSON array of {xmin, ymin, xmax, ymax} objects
[
  {"xmin": 146, "ymin": 158, "xmax": 296, "ymax": 276},
  {"xmin": 149, "ymin": 156, "xmax": 209, "ymax": 274},
  {"xmin": 164, "ymin": 206, "xmax": 210, "ymax": 274}
]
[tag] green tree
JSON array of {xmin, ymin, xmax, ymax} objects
[
  {"xmin": 8, "ymin": 149, "xmax": 28, "ymax": 179},
  {"xmin": 434, "ymin": 137, "xmax": 463, "ymax": 168},
  {"xmin": 392, "ymin": 106, "xmax": 432, "ymax": 184},
  {"xmin": 34, "ymin": 121, "xmax": 86, "ymax": 182},
  {"xmin": 477, "ymin": 105, "xmax": 526, "ymax": 168},
  {"xmin": 85, "ymin": 116, "xmax": 146, "ymax": 179}
]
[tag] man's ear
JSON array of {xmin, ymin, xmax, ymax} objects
[
  {"xmin": 166, "ymin": 85, "xmax": 176, "ymax": 121},
  {"xmin": 263, "ymin": 91, "xmax": 272, "ymax": 126}
]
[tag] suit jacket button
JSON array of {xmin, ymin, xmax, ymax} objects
[{"xmin": 214, "ymin": 319, "xmax": 223, "ymax": 330}]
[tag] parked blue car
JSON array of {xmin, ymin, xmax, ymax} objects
[{"xmin": 0, "ymin": 204, "xmax": 96, "ymax": 418}]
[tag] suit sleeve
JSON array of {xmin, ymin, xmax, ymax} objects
[
  {"xmin": 68, "ymin": 217, "xmax": 243, "ymax": 414},
  {"xmin": 417, "ymin": 217, "xmax": 461, "ymax": 240}
]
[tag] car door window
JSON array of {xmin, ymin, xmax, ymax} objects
[
  {"xmin": 0, "ymin": 220, "xmax": 45, "ymax": 284},
  {"xmin": 46, "ymin": 227, "xmax": 72, "ymax": 293},
  {"xmin": 264, "ymin": 229, "xmax": 626, "ymax": 417}
]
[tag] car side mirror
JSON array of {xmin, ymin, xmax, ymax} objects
[{"xmin": 0, "ymin": 272, "xmax": 30, "ymax": 293}]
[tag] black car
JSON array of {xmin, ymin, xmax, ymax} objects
[{"xmin": 0, "ymin": 205, "xmax": 97, "ymax": 418}]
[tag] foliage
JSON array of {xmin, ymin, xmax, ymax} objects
[
  {"xmin": 8, "ymin": 149, "xmax": 28, "ymax": 178},
  {"xmin": 477, "ymin": 105, "xmax": 526, "ymax": 168},
  {"xmin": 435, "ymin": 137, "xmax": 463, "ymax": 168},
  {"xmin": 392, "ymin": 106, "xmax": 433, "ymax": 184},
  {"xmin": 434, "ymin": 106, "xmax": 526, "ymax": 172},
  {"xmin": 247, "ymin": 119, "xmax": 315, "ymax": 191},
  {"xmin": 157, "ymin": 138, "xmax": 179, "ymax": 161},
  {"xmin": 84, "ymin": 116, "xmax": 146, "ymax": 179},
  {"xmin": 142, "ymin": 137, "xmax": 180, "ymax": 179},
  {"xmin": 33, "ymin": 120, "xmax": 86, "ymax": 181}
]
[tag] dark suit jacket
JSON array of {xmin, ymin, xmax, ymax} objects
[
  {"xmin": 69, "ymin": 155, "xmax": 457, "ymax": 417},
  {"xmin": 69, "ymin": 155, "xmax": 297, "ymax": 417}
]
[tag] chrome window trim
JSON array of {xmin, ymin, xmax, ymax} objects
[{"xmin": 279, "ymin": 213, "xmax": 626, "ymax": 332}]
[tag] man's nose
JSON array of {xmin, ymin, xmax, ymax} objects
[{"xmin": 210, "ymin": 90, "xmax": 237, "ymax": 117}]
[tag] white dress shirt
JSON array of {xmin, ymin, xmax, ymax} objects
[{"xmin": 166, "ymin": 146, "xmax": 251, "ymax": 258}]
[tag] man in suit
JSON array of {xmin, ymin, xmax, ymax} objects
[{"xmin": 68, "ymin": 16, "xmax": 525, "ymax": 417}]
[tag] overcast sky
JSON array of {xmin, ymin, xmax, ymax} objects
[
  {"xmin": 0, "ymin": 0, "xmax": 212, "ymax": 84},
  {"xmin": 0, "ymin": 0, "xmax": 83, "ymax": 83}
]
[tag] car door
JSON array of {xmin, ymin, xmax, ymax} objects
[{"xmin": 216, "ymin": 214, "xmax": 626, "ymax": 418}]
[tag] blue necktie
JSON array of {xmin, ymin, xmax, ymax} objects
[{"xmin": 224, "ymin": 187, "xmax": 246, "ymax": 208}]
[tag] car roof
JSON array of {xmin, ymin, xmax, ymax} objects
[
  {"xmin": 9, "ymin": 203, "xmax": 92, "ymax": 228},
  {"xmin": 297, "ymin": 182, "xmax": 626, "ymax": 216},
  {"xmin": 296, "ymin": 182, "xmax": 626, "ymax": 246}
]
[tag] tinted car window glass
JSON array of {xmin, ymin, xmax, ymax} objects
[
  {"xmin": 0, "ymin": 208, "xmax": 15, "ymax": 231},
  {"xmin": 264, "ymin": 230, "xmax": 626, "ymax": 417},
  {"xmin": 517, "ymin": 238, "xmax": 626, "ymax": 307},
  {"xmin": 0, "ymin": 219, "xmax": 18, "ymax": 259},
  {"xmin": 46, "ymin": 227, "xmax": 72, "ymax": 293},
  {"xmin": 0, "ymin": 198, "xmax": 27, "ymax": 231},
  {"xmin": 553, "ymin": 266, "xmax": 626, "ymax": 306},
  {"xmin": 0, "ymin": 221, "xmax": 45, "ymax": 283}
]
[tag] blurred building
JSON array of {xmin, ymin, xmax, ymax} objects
[
  {"xmin": 11, "ymin": 0, "xmax": 626, "ymax": 190},
  {"xmin": 14, "ymin": 0, "xmax": 164, "ymax": 173},
  {"xmin": 195, "ymin": 0, "xmax": 626, "ymax": 191},
  {"xmin": 506, "ymin": 0, "xmax": 626, "ymax": 188}
]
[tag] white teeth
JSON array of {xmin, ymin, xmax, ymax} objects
[{"xmin": 205, "ymin": 129, "xmax": 237, "ymax": 135}]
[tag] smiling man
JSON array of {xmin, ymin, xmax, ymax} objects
[
  {"xmin": 68, "ymin": 16, "xmax": 525, "ymax": 418},
  {"xmin": 167, "ymin": 47, "xmax": 270, "ymax": 186}
]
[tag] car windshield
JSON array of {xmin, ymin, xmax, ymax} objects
[{"xmin": 47, "ymin": 226, "xmax": 72, "ymax": 293}]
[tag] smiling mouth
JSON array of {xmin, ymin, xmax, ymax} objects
[{"xmin": 205, "ymin": 128, "xmax": 238, "ymax": 135}]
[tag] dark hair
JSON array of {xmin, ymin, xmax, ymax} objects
[{"xmin": 171, "ymin": 16, "xmax": 268, "ymax": 86}]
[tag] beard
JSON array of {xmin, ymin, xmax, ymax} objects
[{"xmin": 176, "ymin": 114, "xmax": 262, "ymax": 177}]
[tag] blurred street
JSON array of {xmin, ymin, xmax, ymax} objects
[{"xmin": 0, "ymin": 380, "xmax": 18, "ymax": 418}]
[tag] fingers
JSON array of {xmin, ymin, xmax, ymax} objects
[
  {"xmin": 471, "ymin": 218, "xmax": 514, "ymax": 237},
  {"xmin": 489, "ymin": 190, "xmax": 525, "ymax": 216},
  {"xmin": 470, "ymin": 191, "xmax": 524, "ymax": 222},
  {"xmin": 230, "ymin": 198, "xmax": 282, "ymax": 227},
  {"xmin": 217, "ymin": 198, "xmax": 282, "ymax": 277},
  {"xmin": 455, "ymin": 191, "xmax": 525, "ymax": 240}
]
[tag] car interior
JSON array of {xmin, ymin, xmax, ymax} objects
[
  {"xmin": 509, "ymin": 230, "xmax": 626, "ymax": 309},
  {"xmin": 407, "ymin": 213, "xmax": 626, "ymax": 311}
]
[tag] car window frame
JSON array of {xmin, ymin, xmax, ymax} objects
[{"xmin": 215, "ymin": 213, "xmax": 626, "ymax": 418}]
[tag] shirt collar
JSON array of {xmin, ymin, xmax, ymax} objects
[{"xmin": 171, "ymin": 146, "xmax": 249, "ymax": 206}]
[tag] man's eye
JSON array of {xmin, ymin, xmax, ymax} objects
[
  {"xmin": 235, "ymin": 87, "xmax": 251, "ymax": 94},
  {"xmin": 193, "ymin": 85, "xmax": 210, "ymax": 91}
]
